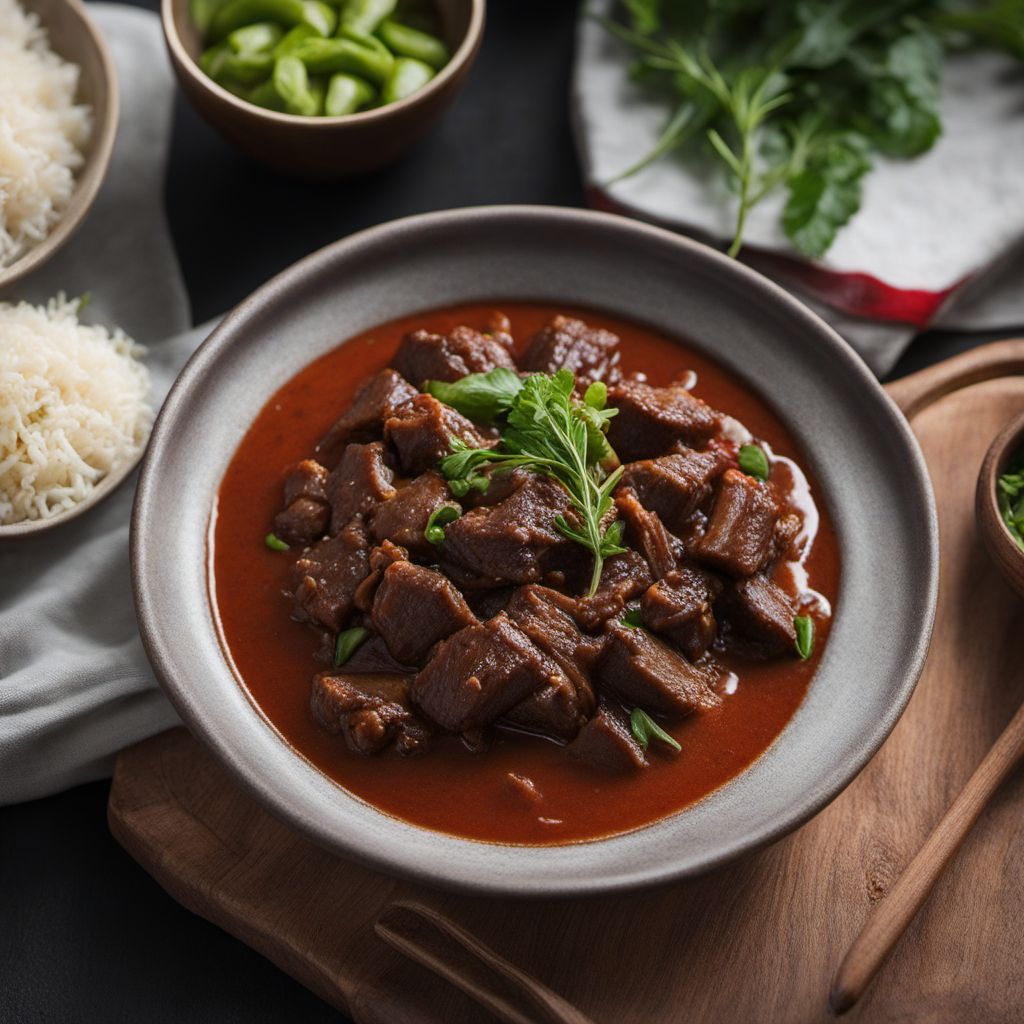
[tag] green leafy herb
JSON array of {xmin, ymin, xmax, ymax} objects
[
  {"xmin": 602, "ymin": 1, "xmax": 1024, "ymax": 258},
  {"xmin": 630, "ymin": 707, "xmax": 682, "ymax": 753},
  {"xmin": 424, "ymin": 504, "xmax": 461, "ymax": 547},
  {"xmin": 794, "ymin": 615, "xmax": 815, "ymax": 660},
  {"xmin": 264, "ymin": 532, "xmax": 289, "ymax": 551},
  {"xmin": 621, "ymin": 607, "xmax": 644, "ymax": 628},
  {"xmin": 334, "ymin": 626, "xmax": 368, "ymax": 667},
  {"xmin": 438, "ymin": 369, "xmax": 624, "ymax": 596},
  {"xmin": 423, "ymin": 367, "xmax": 523, "ymax": 425},
  {"xmin": 737, "ymin": 443, "xmax": 770, "ymax": 481},
  {"xmin": 997, "ymin": 446, "xmax": 1024, "ymax": 550}
]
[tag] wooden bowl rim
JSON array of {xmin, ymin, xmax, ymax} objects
[
  {"xmin": 161, "ymin": 0, "xmax": 485, "ymax": 128},
  {"xmin": 0, "ymin": 0, "xmax": 119, "ymax": 290},
  {"xmin": 977, "ymin": 408, "xmax": 1024, "ymax": 573}
]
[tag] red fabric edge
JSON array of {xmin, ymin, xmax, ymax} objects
[{"xmin": 586, "ymin": 186, "xmax": 965, "ymax": 329}]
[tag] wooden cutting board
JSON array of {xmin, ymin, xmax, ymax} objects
[{"xmin": 109, "ymin": 340, "xmax": 1024, "ymax": 1024}]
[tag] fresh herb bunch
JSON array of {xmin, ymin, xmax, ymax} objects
[
  {"xmin": 604, "ymin": 0, "xmax": 1024, "ymax": 258},
  {"xmin": 429, "ymin": 368, "xmax": 626, "ymax": 596},
  {"xmin": 997, "ymin": 447, "xmax": 1024, "ymax": 550}
]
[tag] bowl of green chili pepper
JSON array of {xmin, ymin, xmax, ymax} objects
[
  {"xmin": 162, "ymin": 0, "xmax": 484, "ymax": 178},
  {"xmin": 978, "ymin": 410, "xmax": 1024, "ymax": 600}
]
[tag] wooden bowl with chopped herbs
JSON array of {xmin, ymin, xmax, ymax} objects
[{"xmin": 978, "ymin": 411, "xmax": 1024, "ymax": 598}]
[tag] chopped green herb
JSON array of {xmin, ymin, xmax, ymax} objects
[
  {"xmin": 794, "ymin": 615, "xmax": 815, "ymax": 660},
  {"xmin": 738, "ymin": 443, "xmax": 770, "ymax": 481},
  {"xmin": 998, "ymin": 451, "xmax": 1024, "ymax": 549},
  {"xmin": 424, "ymin": 504, "xmax": 461, "ymax": 547},
  {"xmin": 264, "ymin": 532, "xmax": 289, "ymax": 551},
  {"xmin": 630, "ymin": 707, "xmax": 682, "ymax": 753},
  {"xmin": 334, "ymin": 626, "xmax": 368, "ymax": 667},
  {"xmin": 438, "ymin": 370, "xmax": 624, "ymax": 596},
  {"xmin": 423, "ymin": 366, "xmax": 523, "ymax": 425},
  {"xmin": 621, "ymin": 607, "xmax": 644, "ymax": 629},
  {"xmin": 602, "ymin": 2, "xmax": 1024, "ymax": 258}
]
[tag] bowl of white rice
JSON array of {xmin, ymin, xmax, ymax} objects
[
  {"xmin": 0, "ymin": 295, "xmax": 152, "ymax": 536},
  {"xmin": 0, "ymin": 0, "xmax": 118, "ymax": 289}
]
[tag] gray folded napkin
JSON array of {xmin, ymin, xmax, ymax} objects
[{"xmin": 0, "ymin": 5, "xmax": 208, "ymax": 804}]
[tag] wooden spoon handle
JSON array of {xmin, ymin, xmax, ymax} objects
[
  {"xmin": 885, "ymin": 338, "xmax": 1024, "ymax": 417},
  {"xmin": 375, "ymin": 901, "xmax": 594, "ymax": 1024},
  {"xmin": 830, "ymin": 699, "xmax": 1024, "ymax": 1014}
]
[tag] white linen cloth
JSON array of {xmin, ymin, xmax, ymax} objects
[
  {"xmin": 574, "ymin": 1, "xmax": 1024, "ymax": 374},
  {"xmin": 0, "ymin": 5, "xmax": 207, "ymax": 804}
]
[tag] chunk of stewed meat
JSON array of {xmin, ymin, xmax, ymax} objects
[
  {"xmin": 505, "ymin": 586, "xmax": 601, "ymax": 708},
  {"xmin": 441, "ymin": 474, "xmax": 572, "ymax": 589},
  {"xmin": 353, "ymin": 539, "xmax": 408, "ymax": 611},
  {"xmin": 291, "ymin": 519, "xmax": 370, "ymax": 632},
  {"xmin": 315, "ymin": 369, "xmax": 418, "ymax": 467},
  {"xmin": 273, "ymin": 460, "xmax": 331, "ymax": 546},
  {"xmin": 572, "ymin": 549, "xmax": 653, "ymax": 631},
  {"xmin": 640, "ymin": 568, "xmax": 723, "ymax": 661},
  {"xmin": 519, "ymin": 315, "xmax": 622, "ymax": 390},
  {"xmin": 371, "ymin": 470, "xmax": 455, "ymax": 557},
  {"xmin": 393, "ymin": 325, "xmax": 517, "ymax": 386},
  {"xmin": 503, "ymin": 673, "xmax": 585, "ymax": 742},
  {"xmin": 568, "ymin": 700, "xmax": 648, "ymax": 773},
  {"xmin": 598, "ymin": 621, "xmax": 720, "ymax": 717},
  {"xmin": 695, "ymin": 469, "xmax": 779, "ymax": 577},
  {"xmin": 384, "ymin": 394, "xmax": 493, "ymax": 476},
  {"xmin": 607, "ymin": 381, "xmax": 723, "ymax": 461},
  {"xmin": 615, "ymin": 486, "xmax": 678, "ymax": 579},
  {"xmin": 720, "ymin": 574, "xmax": 797, "ymax": 656},
  {"xmin": 311, "ymin": 671, "xmax": 431, "ymax": 756},
  {"xmin": 326, "ymin": 442, "xmax": 396, "ymax": 535},
  {"xmin": 372, "ymin": 560, "xmax": 477, "ymax": 665},
  {"xmin": 412, "ymin": 613, "xmax": 556, "ymax": 732},
  {"xmin": 620, "ymin": 449, "xmax": 726, "ymax": 533},
  {"xmin": 273, "ymin": 498, "xmax": 329, "ymax": 547}
]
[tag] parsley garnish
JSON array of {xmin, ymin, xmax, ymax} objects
[
  {"xmin": 437, "ymin": 369, "xmax": 625, "ymax": 596},
  {"xmin": 602, "ymin": 2, "xmax": 1022, "ymax": 258}
]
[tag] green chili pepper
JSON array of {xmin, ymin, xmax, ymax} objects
[
  {"xmin": 249, "ymin": 77, "xmax": 285, "ymax": 110},
  {"xmin": 273, "ymin": 54, "xmax": 320, "ymax": 115},
  {"xmin": 291, "ymin": 36, "xmax": 393, "ymax": 84},
  {"xmin": 191, "ymin": 0, "xmax": 231, "ymax": 35},
  {"xmin": 794, "ymin": 615, "xmax": 814, "ymax": 660},
  {"xmin": 339, "ymin": 0, "xmax": 395, "ymax": 36},
  {"xmin": 199, "ymin": 41, "xmax": 232, "ymax": 77},
  {"xmin": 380, "ymin": 56, "xmax": 434, "ymax": 104},
  {"xmin": 207, "ymin": 0, "xmax": 306, "ymax": 42},
  {"xmin": 376, "ymin": 18, "xmax": 449, "ymax": 69},
  {"xmin": 302, "ymin": 0, "xmax": 337, "ymax": 37},
  {"xmin": 273, "ymin": 22, "xmax": 318, "ymax": 55},
  {"xmin": 227, "ymin": 21, "xmax": 284, "ymax": 52},
  {"xmin": 334, "ymin": 626, "xmax": 369, "ymax": 666},
  {"xmin": 220, "ymin": 50, "xmax": 275, "ymax": 84},
  {"xmin": 324, "ymin": 72, "xmax": 375, "ymax": 115},
  {"xmin": 265, "ymin": 532, "xmax": 289, "ymax": 551}
]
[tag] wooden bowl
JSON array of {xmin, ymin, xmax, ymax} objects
[
  {"xmin": 0, "ymin": 0, "xmax": 119, "ymax": 291},
  {"xmin": 161, "ymin": 0, "xmax": 484, "ymax": 180},
  {"xmin": 977, "ymin": 410, "xmax": 1024, "ymax": 599}
]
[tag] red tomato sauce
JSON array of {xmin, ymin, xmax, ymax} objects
[{"xmin": 210, "ymin": 303, "xmax": 840, "ymax": 845}]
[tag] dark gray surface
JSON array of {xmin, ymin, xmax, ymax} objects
[{"xmin": 1, "ymin": 0, "xmax": 1020, "ymax": 1020}]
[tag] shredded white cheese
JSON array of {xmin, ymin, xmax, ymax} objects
[
  {"xmin": 0, "ymin": 0, "xmax": 92, "ymax": 269},
  {"xmin": 0, "ymin": 295, "xmax": 152, "ymax": 524}
]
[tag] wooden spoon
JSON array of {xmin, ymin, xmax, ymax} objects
[{"xmin": 830, "ymin": 409, "xmax": 1024, "ymax": 1014}]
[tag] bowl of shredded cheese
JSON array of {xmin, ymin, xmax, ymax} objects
[
  {"xmin": 0, "ymin": 0, "xmax": 118, "ymax": 288},
  {"xmin": 0, "ymin": 295, "xmax": 152, "ymax": 536}
]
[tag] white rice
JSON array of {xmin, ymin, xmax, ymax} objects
[
  {"xmin": 0, "ymin": 295, "xmax": 152, "ymax": 524},
  {"xmin": 0, "ymin": 0, "xmax": 92, "ymax": 269}
]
